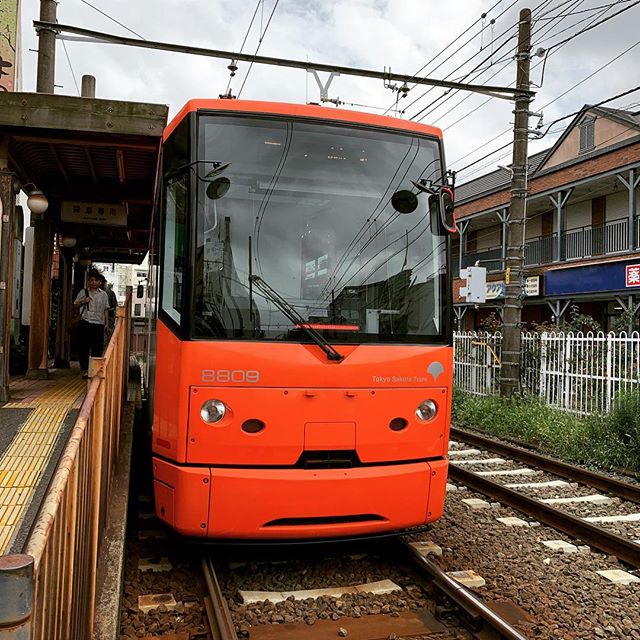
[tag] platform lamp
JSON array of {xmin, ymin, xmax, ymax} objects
[
  {"xmin": 61, "ymin": 236, "xmax": 77, "ymax": 249},
  {"xmin": 78, "ymin": 251, "xmax": 92, "ymax": 268},
  {"xmin": 22, "ymin": 183, "xmax": 49, "ymax": 215}
]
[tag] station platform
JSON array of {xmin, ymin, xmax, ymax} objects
[{"xmin": 0, "ymin": 367, "xmax": 86, "ymax": 554}]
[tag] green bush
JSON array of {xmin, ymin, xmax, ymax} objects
[{"xmin": 452, "ymin": 388, "xmax": 639, "ymax": 474}]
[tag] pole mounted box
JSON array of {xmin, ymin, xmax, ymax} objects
[{"xmin": 460, "ymin": 266, "xmax": 486, "ymax": 304}]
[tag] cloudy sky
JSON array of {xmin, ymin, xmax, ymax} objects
[{"xmin": 18, "ymin": 0, "xmax": 640, "ymax": 183}]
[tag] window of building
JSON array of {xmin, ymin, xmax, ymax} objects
[{"xmin": 579, "ymin": 116, "xmax": 595, "ymax": 153}]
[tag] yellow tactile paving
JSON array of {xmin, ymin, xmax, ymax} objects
[{"xmin": 0, "ymin": 371, "xmax": 86, "ymax": 554}]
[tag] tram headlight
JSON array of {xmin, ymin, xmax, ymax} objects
[
  {"xmin": 416, "ymin": 400, "xmax": 437, "ymax": 422},
  {"xmin": 200, "ymin": 399, "xmax": 227, "ymax": 424}
]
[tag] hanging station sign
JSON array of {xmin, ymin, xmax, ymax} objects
[{"xmin": 61, "ymin": 201, "xmax": 126, "ymax": 226}]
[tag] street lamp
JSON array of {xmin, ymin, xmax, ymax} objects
[
  {"xmin": 22, "ymin": 183, "xmax": 49, "ymax": 215},
  {"xmin": 61, "ymin": 236, "xmax": 77, "ymax": 248}
]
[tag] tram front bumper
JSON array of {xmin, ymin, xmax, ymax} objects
[{"xmin": 152, "ymin": 456, "xmax": 448, "ymax": 539}]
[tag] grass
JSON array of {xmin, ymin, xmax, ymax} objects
[{"xmin": 452, "ymin": 387, "xmax": 640, "ymax": 474}]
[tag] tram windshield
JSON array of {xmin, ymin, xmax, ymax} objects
[{"xmin": 191, "ymin": 114, "xmax": 448, "ymax": 344}]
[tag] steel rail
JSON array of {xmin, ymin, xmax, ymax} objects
[
  {"xmin": 449, "ymin": 465, "xmax": 640, "ymax": 569},
  {"xmin": 201, "ymin": 557, "xmax": 238, "ymax": 640},
  {"xmin": 34, "ymin": 21, "xmax": 534, "ymax": 101},
  {"xmin": 451, "ymin": 426, "xmax": 640, "ymax": 505},
  {"xmin": 398, "ymin": 539, "xmax": 530, "ymax": 640}
]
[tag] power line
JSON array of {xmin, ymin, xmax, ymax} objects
[
  {"xmin": 406, "ymin": 0, "xmax": 559, "ymax": 122},
  {"xmin": 449, "ymin": 22, "xmax": 640, "ymax": 173},
  {"xmin": 545, "ymin": 0, "xmax": 640, "ymax": 51},
  {"xmin": 79, "ymin": 0, "xmax": 145, "ymax": 39},
  {"xmin": 423, "ymin": 0, "xmax": 604, "ymax": 129},
  {"xmin": 540, "ymin": 85, "xmax": 640, "ymax": 134},
  {"xmin": 400, "ymin": 0, "xmax": 530, "ymax": 117},
  {"xmin": 237, "ymin": 0, "xmax": 281, "ymax": 98},
  {"xmin": 456, "ymin": 82, "xmax": 640, "ymax": 177},
  {"xmin": 224, "ymin": 0, "xmax": 262, "ymax": 95},
  {"xmin": 61, "ymin": 39, "xmax": 80, "ymax": 95},
  {"xmin": 434, "ymin": 0, "xmax": 594, "ymax": 130},
  {"xmin": 535, "ymin": 0, "xmax": 636, "ymax": 20},
  {"xmin": 382, "ymin": 0, "xmax": 508, "ymax": 115}
]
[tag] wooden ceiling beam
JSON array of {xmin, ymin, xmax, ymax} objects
[
  {"xmin": 84, "ymin": 147, "xmax": 97, "ymax": 183},
  {"xmin": 49, "ymin": 143, "xmax": 69, "ymax": 181},
  {"xmin": 13, "ymin": 134, "xmax": 158, "ymax": 152},
  {"xmin": 116, "ymin": 149, "xmax": 126, "ymax": 183}
]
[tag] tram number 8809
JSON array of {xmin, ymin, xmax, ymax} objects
[{"xmin": 201, "ymin": 369, "xmax": 260, "ymax": 383}]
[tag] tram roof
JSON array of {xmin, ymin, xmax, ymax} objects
[
  {"xmin": 165, "ymin": 99, "xmax": 443, "ymax": 141},
  {"xmin": 0, "ymin": 92, "xmax": 168, "ymax": 264}
]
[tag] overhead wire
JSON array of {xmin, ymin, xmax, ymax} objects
[
  {"xmin": 381, "ymin": 0, "xmax": 509, "ymax": 115},
  {"xmin": 435, "ymin": 0, "xmax": 592, "ymax": 130},
  {"xmin": 412, "ymin": 0, "xmax": 596, "ymax": 126},
  {"xmin": 544, "ymin": 0, "xmax": 640, "ymax": 51},
  {"xmin": 455, "ymin": 81, "xmax": 640, "ymax": 181},
  {"xmin": 224, "ymin": 0, "xmax": 262, "ymax": 95},
  {"xmin": 405, "ymin": 0, "xmax": 563, "ymax": 122},
  {"xmin": 78, "ymin": 0, "xmax": 145, "ymax": 39},
  {"xmin": 449, "ymin": 7, "xmax": 640, "ymax": 176},
  {"xmin": 534, "ymin": 0, "xmax": 636, "ymax": 20},
  {"xmin": 61, "ymin": 39, "xmax": 80, "ymax": 95},
  {"xmin": 237, "ymin": 0, "xmax": 281, "ymax": 98}
]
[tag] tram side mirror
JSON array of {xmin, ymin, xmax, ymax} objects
[
  {"xmin": 137, "ymin": 284, "xmax": 144, "ymax": 298},
  {"xmin": 206, "ymin": 177, "xmax": 231, "ymax": 200},
  {"xmin": 391, "ymin": 190, "xmax": 419, "ymax": 214},
  {"xmin": 429, "ymin": 186, "xmax": 457, "ymax": 233}
]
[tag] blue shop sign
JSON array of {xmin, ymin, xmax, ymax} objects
[{"xmin": 545, "ymin": 258, "xmax": 640, "ymax": 296}]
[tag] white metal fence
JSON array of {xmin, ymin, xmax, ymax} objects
[{"xmin": 454, "ymin": 330, "xmax": 640, "ymax": 415}]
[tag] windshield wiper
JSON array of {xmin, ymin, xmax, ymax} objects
[{"xmin": 249, "ymin": 275, "xmax": 344, "ymax": 362}]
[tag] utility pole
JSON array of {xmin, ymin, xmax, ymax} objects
[
  {"xmin": 36, "ymin": 0, "xmax": 57, "ymax": 93},
  {"xmin": 500, "ymin": 7, "xmax": 532, "ymax": 397}
]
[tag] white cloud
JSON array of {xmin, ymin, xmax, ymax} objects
[{"xmin": 18, "ymin": 0, "xmax": 640, "ymax": 181}]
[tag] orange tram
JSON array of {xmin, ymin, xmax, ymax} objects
[{"xmin": 145, "ymin": 99, "xmax": 456, "ymax": 541}]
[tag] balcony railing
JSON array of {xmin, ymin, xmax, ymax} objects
[
  {"xmin": 524, "ymin": 233, "xmax": 557, "ymax": 266},
  {"xmin": 461, "ymin": 246, "xmax": 503, "ymax": 271},
  {"xmin": 462, "ymin": 219, "xmax": 636, "ymax": 271}
]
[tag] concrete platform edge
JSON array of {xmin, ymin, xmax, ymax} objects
[{"xmin": 93, "ymin": 400, "xmax": 136, "ymax": 640}]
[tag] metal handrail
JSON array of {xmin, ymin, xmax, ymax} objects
[{"xmin": 0, "ymin": 289, "xmax": 133, "ymax": 639}]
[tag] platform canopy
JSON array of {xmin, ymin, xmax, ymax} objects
[{"xmin": 0, "ymin": 92, "xmax": 168, "ymax": 263}]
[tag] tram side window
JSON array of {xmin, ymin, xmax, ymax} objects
[{"xmin": 162, "ymin": 175, "xmax": 188, "ymax": 325}]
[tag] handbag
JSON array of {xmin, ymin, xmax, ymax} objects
[{"xmin": 68, "ymin": 288, "xmax": 89, "ymax": 332}]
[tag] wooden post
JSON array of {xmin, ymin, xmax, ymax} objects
[
  {"xmin": 81, "ymin": 75, "xmax": 96, "ymax": 98},
  {"xmin": 0, "ymin": 137, "xmax": 15, "ymax": 401},
  {"xmin": 27, "ymin": 215, "xmax": 52, "ymax": 378},
  {"xmin": 500, "ymin": 7, "xmax": 531, "ymax": 397},
  {"xmin": 36, "ymin": 1, "xmax": 57, "ymax": 94}
]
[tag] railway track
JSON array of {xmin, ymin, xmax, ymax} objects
[
  {"xmin": 449, "ymin": 427, "xmax": 640, "ymax": 569},
  {"xmin": 201, "ymin": 539, "xmax": 532, "ymax": 640}
]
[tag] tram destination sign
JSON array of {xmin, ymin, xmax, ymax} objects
[{"xmin": 61, "ymin": 201, "xmax": 126, "ymax": 226}]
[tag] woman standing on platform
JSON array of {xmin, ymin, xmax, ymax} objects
[{"xmin": 73, "ymin": 269, "xmax": 110, "ymax": 379}]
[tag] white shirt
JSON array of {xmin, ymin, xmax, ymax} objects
[{"xmin": 74, "ymin": 288, "xmax": 110, "ymax": 325}]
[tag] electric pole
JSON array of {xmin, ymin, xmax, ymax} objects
[
  {"xmin": 501, "ymin": 7, "xmax": 532, "ymax": 397},
  {"xmin": 36, "ymin": 0, "xmax": 57, "ymax": 93}
]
